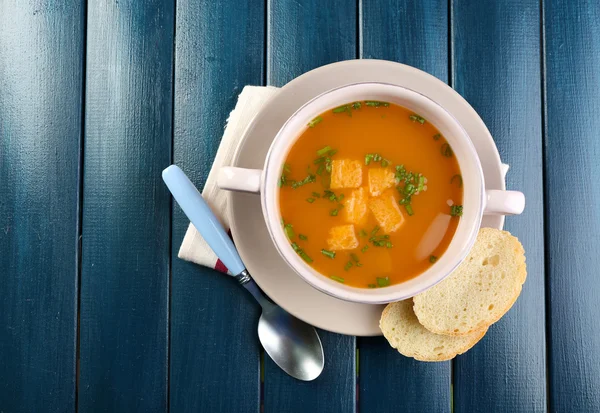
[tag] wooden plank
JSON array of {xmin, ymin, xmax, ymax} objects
[
  {"xmin": 78, "ymin": 2, "xmax": 173, "ymax": 411},
  {"xmin": 451, "ymin": 1, "xmax": 547, "ymax": 412},
  {"xmin": 0, "ymin": 2, "xmax": 83, "ymax": 411},
  {"xmin": 361, "ymin": 0, "xmax": 449, "ymax": 82},
  {"xmin": 544, "ymin": 1, "xmax": 600, "ymax": 411},
  {"xmin": 169, "ymin": 1, "xmax": 264, "ymax": 412},
  {"xmin": 265, "ymin": 333, "xmax": 355, "ymax": 412},
  {"xmin": 359, "ymin": 338, "xmax": 450, "ymax": 412},
  {"xmin": 359, "ymin": 1, "xmax": 451, "ymax": 412},
  {"xmin": 264, "ymin": 1, "xmax": 356, "ymax": 412},
  {"xmin": 268, "ymin": 0, "xmax": 357, "ymax": 86}
]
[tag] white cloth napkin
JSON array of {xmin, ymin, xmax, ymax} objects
[{"xmin": 178, "ymin": 85, "xmax": 279, "ymax": 272}]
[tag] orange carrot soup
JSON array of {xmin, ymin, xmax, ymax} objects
[{"xmin": 278, "ymin": 101, "xmax": 463, "ymax": 288}]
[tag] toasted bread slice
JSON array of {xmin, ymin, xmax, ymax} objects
[
  {"xmin": 345, "ymin": 187, "xmax": 369, "ymax": 225},
  {"xmin": 368, "ymin": 167, "xmax": 396, "ymax": 196},
  {"xmin": 327, "ymin": 224, "xmax": 359, "ymax": 250},
  {"xmin": 380, "ymin": 299, "xmax": 487, "ymax": 361},
  {"xmin": 368, "ymin": 193, "xmax": 405, "ymax": 233},
  {"xmin": 413, "ymin": 228, "xmax": 527, "ymax": 336},
  {"xmin": 330, "ymin": 159, "xmax": 363, "ymax": 189}
]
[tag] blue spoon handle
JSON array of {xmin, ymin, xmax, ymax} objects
[{"xmin": 162, "ymin": 165, "xmax": 245, "ymax": 275}]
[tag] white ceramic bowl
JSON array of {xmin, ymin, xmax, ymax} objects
[{"xmin": 218, "ymin": 82, "xmax": 524, "ymax": 304}]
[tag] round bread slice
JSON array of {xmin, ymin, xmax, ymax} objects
[
  {"xmin": 380, "ymin": 299, "xmax": 487, "ymax": 361},
  {"xmin": 413, "ymin": 228, "xmax": 526, "ymax": 336}
]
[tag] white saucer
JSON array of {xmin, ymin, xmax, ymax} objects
[{"xmin": 228, "ymin": 60, "xmax": 506, "ymax": 336}]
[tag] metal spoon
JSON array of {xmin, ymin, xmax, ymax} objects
[{"xmin": 162, "ymin": 165, "xmax": 324, "ymax": 381}]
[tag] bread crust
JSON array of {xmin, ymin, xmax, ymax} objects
[{"xmin": 413, "ymin": 228, "xmax": 527, "ymax": 336}]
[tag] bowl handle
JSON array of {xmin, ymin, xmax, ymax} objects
[
  {"xmin": 217, "ymin": 167, "xmax": 262, "ymax": 194},
  {"xmin": 484, "ymin": 190, "xmax": 525, "ymax": 215}
]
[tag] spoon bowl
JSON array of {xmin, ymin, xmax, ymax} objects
[
  {"xmin": 259, "ymin": 310, "xmax": 324, "ymax": 380},
  {"xmin": 240, "ymin": 273, "xmax": 324, "ymax": 380}
]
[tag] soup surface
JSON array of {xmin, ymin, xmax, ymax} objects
[{"xmin": 278, "ymin": 101, "xmax": 463, "ymax": 288}]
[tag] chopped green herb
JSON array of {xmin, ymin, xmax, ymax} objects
[
  {"xmin": 398, "ymin": 196, "xmax": 411, "ymax": 205},
  {"xmin": 359, "ymin": 229, "xmax": 368, "ymax": 237},
  {"xmin": 300, "ymin": 251, "xmax": 313, "ymax": 263},
  {"xmin": 333, "ymin": 105, "xmax": 350, "ymax": 113},
  {"xmin": 330, "ymin": 275, "xmax": 345, "ymax": 283},
  {"xmin": 291, "ymin": 174, "xmax": 316, "ymax": 189},
  {"xmin": 350, "ymin": 253, "xmax": 360, "ymax": 263},
  {"xmin": 284, "ymin": 223, "xmax": 295, "ymax": 239},
  {"xmin": 308, "ymin": 116, "xmax": 323, "ymax": 128},
  {"xmin": 278, "ymin": 174, "xmax": 286, "ymax": 188},
  {"xmin": 450, "ymin": 204, "xmax": 463, "ymax": 217},
  {"xmin": 404, "ymin": 182, "xmax": 416, "ymax": 196},
  {"xmin": 361, "ymin": 245, "xmax": 369, "ymax": 253},
  {"xmin": 299, "ymin": 234, "xmax": 308, "ymax": 241},
  {"xmin": 370, "ymin": 225, "xmax": 380, "ymax": 236},
  {"xmin": 352, "ymin": 101, "xmax": 362, "ymax": 110},
  {"xmin": 417, "ymin": 175, "xmax": 426, "ymax": 192},
  {"xmin": 373, "ymin": 154, "xmax": 382, "ymax": 162},
  {"xmin": 313, "ymin": 157, "xmax": 326, "ymax": 164},
  {"xmin": 405, "ymin": 204, "xmax": 414, "ymax": 216},
  {"xmin": 365, "ymin": 154, "xmax": 374, "ymax": 165},
  {"xmin": 283, "ymin": 163, "xmax": 291, "ymax": 173},
  {"xmin": 368, "ymin": 283, "xmax": 377, "ymax": 289},
  {"xmin": 369, "ymin": 230, "xmax": 392, "ymax": 248},
  {"xmin": 291, "ymin": 242, "xmax": 313, "ymax": 263},
  {"xmin": 327, "ymin": 149, "xmax": 338, "ymax": 156},
  {"xmin": 344, "ymin": 261, "xmax": 353, "ymax": 271},
  {"xmin": 395, "ymin": 164, "xmax": 407, "ymax": 181},
  {"xmin": 433, "ymin": 133, "xmax": 441, "ymax": 140},
  {"xmin": 441, "ymin": 143, "xmax": 453, "ymax": 157},
  {"xmin": 311, "ymin": 192, "xmax": 321, "ymax": 198},
  {"xmin": 381, "ymin": 159, "xmax": 389, "ymax": 168},
  {"xmin": 394, "ymin": 164, "xmax": 427, "ymax": 215},
  {"xmin": 321, "ymin": 249, "xmax": 336, "ymax": 259},
  {"xmin": 365, "ymin": 100, "xmax": 390, "ymax": 107},
  {"xmin": 330, "ymin": 208, "xmax": 339, "ymax": 216},
  {"xmin": 306, "ymin": 198, "xmax": 315, "ymax": 203},
  {"xmin": 337, "ymin": 194, "xmax": 345, "ymax": 202},
  {"xmin": 409, "ymin": 114, "xmax": 426, "ymax": 124},
  {"xmin": 376, "ymin": 276, "xmax": 390, "ymax": 287},
  {"xmin": 316, "ymin": 164, "xmax": 325, "ymax": 176},
  {"xmin": 324, "ymin": 190, "xmax": 337, "ymax": 202},
  {"xmin": 316, "ymin": 146, "xmax": 332, "ymax": 157},
  {"xmin": 450, "ymin": 174, "xmax": 463, "ymax": 188},
  {"xmin": 429, "ymin": 255, "xmax": 438, "ymax": 263}
]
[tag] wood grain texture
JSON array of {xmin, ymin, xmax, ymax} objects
[
  {"xmin": 361, "ymin": 0, "xmax": 448, "ymax": 83},
  {"xmin": 268, "ymin": 0, "xmax": 358, "ymax": 87},
  {"xmin": 452, "ymin": 1, "xmax": 547, "ymax": 411},
  {"xmin": 544, "ymin": 0, "xmax": 600, "ymax": 411},
  {"xmin": 79, "ymin": 2, "xmax": 173, "ymax": 411},
  {"xmin": 359, "ymin": 338, "xmax": 451, "ymax": 412},
  {"xmin": 265, "ymin": 1, "xmax": 356, "ymax": 411},
  {"xmin": 170, "ymin": 1, "xmax": 264, "ymax": 412},
  {"xmin": 264, "ymin": 333, "xmax": 355, "ymax": 412},
  {"xmin": 0, "ymin": 2, "xmax": 83, "ymax": 411},
  {"xmin": 359, "ymin": 1, "xmax": 451, "ymax": 412}
]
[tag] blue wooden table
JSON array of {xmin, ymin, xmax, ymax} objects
[{"xmin": 1, "ymin": 1, "xmax": 599, "ymax": 412}]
